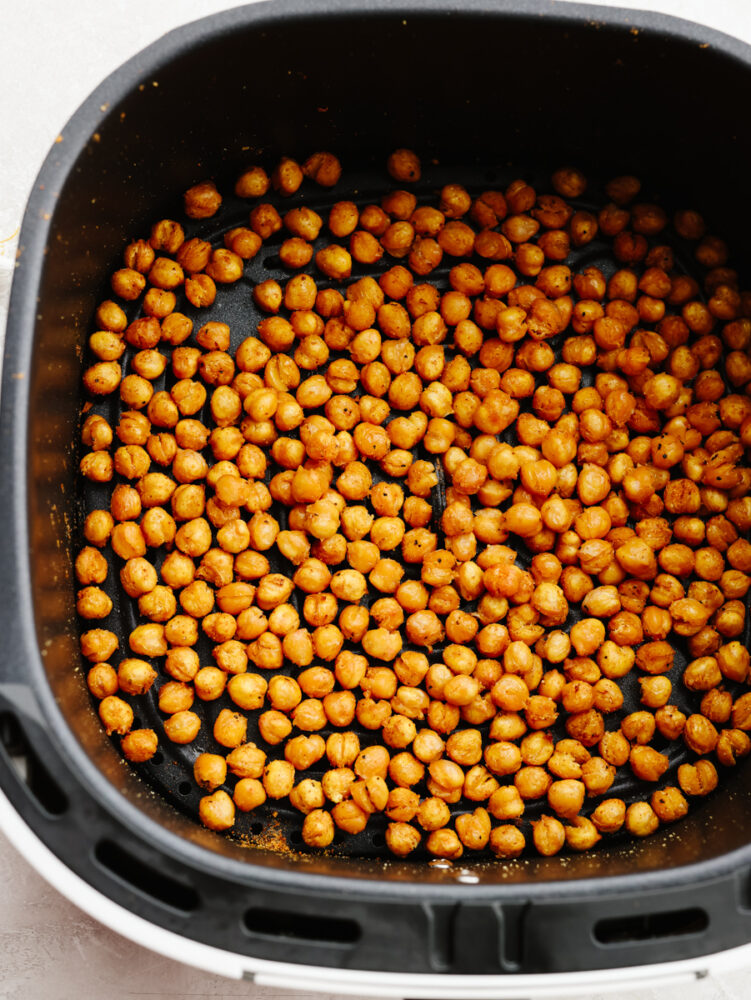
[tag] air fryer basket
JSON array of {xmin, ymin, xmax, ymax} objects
[{"xmin": 5, "ymin": 0, "xmax": 751, "ymax": 983}]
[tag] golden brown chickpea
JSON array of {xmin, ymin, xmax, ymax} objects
[
  {"xmin": 625, "ymin": 801, "xmax": 659, "ymax": 837},
  {"xmin": 96, "ymin": 694, "xmax": 133, "ymax": 736},
  {"xmin": 232, "ymin": 165, "xmax": 269, "ymax": 200},
  {"xmin": 513, "ymin": 765, "xmax": 551, "ymax": 802},
  {"xmin": 111, "ymin": 267, "xmax": 146, "ymax": 301},
  {"xmin": 651, "ymin": 787, "xmax": 689, "ymax": 824},
  {"xmin": 114, "ymin": 729, "xmax": 156, "ymax": 767},
  {"xmin": 565, "ymin": 816, "xmax": 602, "ymax": 852},
  {"xmin": 163, "ymin": 710, "xmax": 201, "ymax": 744},
  {"xmin": 386, "ymin": 148, "xmax": 421, "ymax": 183},
  {"xmin": 452, "ymin": 807, "xmax": 490, "ymax": 851},
  {"xmin": 224, "ymin": 744, "xmax": 266, "ymax": 781},
  {"xmin": 114, "ymin": 655, "xmax": 156, "ymax": 696},
  {"xmin": 87, "ymin": 662, "xmax": 118, "ymax": 700},
  {"xmin": 181, "ymin": 179, "xmax": 221, "ymax": 218},
  {"xmin": 193, "ymin": 667, "xmax": 225, "ymax": 702},
  {"xmin": 211, "ymin": 708, "xmax": 246, "ymax": 749},
  {"xmin": 716, "ymin": 728, "xmax": 751, "ymax": 766},
  {"xmin": 332, "ymin": 799, "xmax": 369, "ymax": 835},
  {"xmin": 483, "ymin": 824, "xmax": 524, "ymax": 860},
  {"xmin": 223, "ymin": 670, "xmax": 265, "ymax": 710},
  {"xmin": 302, "ymin": 809, "xmax": 335, "ymax": 848},
  {"xmin": 193, "ymin": 753, "xmax": 227, "ymax": 793},
  {"xmin": 629, "ymin": 746, "xmax": 669, "ymax": 783},
  {"xmin": 678, "ymin": 759, "xmax": 718, "ymax": 796},
  {"xmin": 263, "ymin": 759, "xmax": 296, "ymax": 799},
  {"xmin": 231, "ymin": 778, "xmax": 266, "ymax": 814},
  {"xmin": 199, "ymin": 790, "xmax": 235, "ymax": 831},
  {"xmin": 156, "ymin": 680, "xmax": 193, "ymax": 716},
  {"xmin": 531, "ymin": 814, "xmax": 565, "ymax": 856},
  {"xmin": 683, "ymin": 714, "xmax": 719, "ymax": 755},
  {"xmin": 423, "ymin": 827, "xmax": 463, "ymax": 859},
  {"xmin": 346, "ymin": 775, "xmax": 386, "ymax": 815},
  {"xmin": 321, "ymin": 767, "xmax": 355, "ymax": 805},
  {"xmin": 382, "ymin": 822, "xmax": 419, "ymax": 858}
]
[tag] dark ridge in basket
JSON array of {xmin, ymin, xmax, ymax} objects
[{"xmin": 76, "ymin": 159, "xmax": 751, "ymax": 861}]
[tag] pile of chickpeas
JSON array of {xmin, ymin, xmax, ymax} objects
[{"xmin": 76, "ymin": 146, "xmax": 751, "ymax": 861}]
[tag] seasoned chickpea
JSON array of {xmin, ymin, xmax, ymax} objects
[
  {"xmin": 87, "ymin": 662, "xmax": 118, "ymax": 700},
  {"xmin": 547, "ymin": 779, "xmax": 585, "ymax": 818},
  {"xmin": 163, "ymin": 710, "xmax": 201, "ymax": 744},
  {"xmin": 625, "ymin": 801, "xmax": 659, "ymax": 837},
  {"xmin": 97, "ymin": 695, "xmax": 133, "ymax": 735},
  {"xmin": 80, "ymin": 153, "xmax": 751, "ymax": 856},
  {"xmin": 630, "ymin": 746, "xmax": 669, "ymax": 782},
  {"xmin": 120, "ymin": 729, "xmax": 157, "ymax": 763},
  {"xmin": 192, "ymin": 753, "xmax": 227, "ymax": 792},
  {"xmin": 385, "ymin": 822, "xmax": 421, "ymax": 857},
  {"xmin": 264, "ymin": 759, "xmax": 296, "ymax": 799},
  {"xmin": 199, "ymin": 790, "xmax": 235, "ymax": 831},
  {"xmin": 532, "ymin": 814, "xmax": 566, "ymax": 856},
  {"xmin": 678, "ymin": 759, "xmax": 718, "ymax": 796},
  {"xmin": 231, "ymin": 778, "xmax": 266, "ymax": 814},
  {"xmin": 651, "ymin": 787, "xmax": 689, "ymax": 824},
  {"xmin": 302, "ymin": 809, "xmax": 335, "ymax": 848}
]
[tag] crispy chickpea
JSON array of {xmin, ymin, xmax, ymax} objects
[
  {"xmin": 224, "ymin": 744, "xmax": 266, "ymax": 780},
  {"xmin": 264, "ymin": 759, "xmax": 296, "ymax": 799},
  {"xmin": 87, "ymin": 662, "xmax": 118, "ymax": 700},
  {"xmin": 199, "ymin": 790, "xmax": 235, "ymax": 831},
  {"xmin": 232, "ymin": 778, "xmax": 267, "ymax": 814},
  {"xmin": 590, "ymin": 798, "xmax": 626, "ymax": 834},
  {"xmin": 332, "ymin": 799, "xmax": 369, "ymax": 835},
  {"xmin": 532, "ymin": 814, "xmax": 566, "ymax": 856},
  {"xmin": 424, "ymin": 828, "xmax": 462, "ymax": 859},
  {"xmin": 385, "ymin": 822, "xmax": 421, "ymax": 857},
  {"xmin": 651, "ymin": 787, "xmax": 689, "ymax": 824},
  {"xmin": 97, "ymin": 694, "xmax": 133, "ymax": 735},
  {"xmin": 387, "ymin": 148, "xmax": 421, "ymax": 182},
  {"xmin": 213, "ymin": 708, "xmax": 247, "ymax": 749},
  {"xmin": 486, "ymin": 824, "xmax": 524, "ymax": 858},
  {"xmin": 302, "ymin": 809, "xmax": 335, "ymax": 848},
  {"xmin": 321, "ymin": 767, "xmax": 355, "ymax": 804},
  {"xmin": 717, "ymin": 729, "xmax": 751, "ymax": 766},
  {"xmin": 316, "ymin": 244, "xmax": 352, "ymax": 280},
  {"xmin": 547, "ymin": 779, "xmax": 585, "ymax": 818},
  {"xmin": 193, "ymin": 667, "xmax": 226, "ymax": 701},
  {"xmin": 678, "ymin": 759, "xmax": 719, "ymax": 797},
  {"xmin": 163, "ymin": 710, "xmax": 201, "ymax": 744},
  {"xmin": 630, "ymin": 746, "xmax": 669, "ymax": 782},
  {"xmin": 193, "ymin": 753, "xmax": 227, "ymax": 792},
  {"xmin": 570, "ymin": 619, "xmax": 606, "ymax": 657},
  {"xmin": 116, "ymin": 657, "xmax": 157, "ymax": 697},
  {"xmin": 78, "ymin": 145, "xmax": 751, "ymax": 856},
  {"xmin": 625, "ymin": 801, "xmax": 660, "ymax": 837},
  {"xmin": 182, "ymin": 179, "xmax": 221, "ymax": 219},
  {"xmin": 119, "ymin": 728, "xmax": 157, "ymax": 763},
  {"xmin": 684, "ymin": 714, "xmax": 719, "ymax": 755}
]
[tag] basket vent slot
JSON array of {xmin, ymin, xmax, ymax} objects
[
  {"xmin": 94, "ymin": 839, "xmax": 199, "ymax": 913},
  {"xmin": 594, "ymin": 907, "xmax": 708, "ymax": 945},
  {"xmin": 244, "ymin": 906, "xmax": 360, "ymax": 945},
  {"xmin": 0, "ymin": 712, "xmax": 68, "ymax": 816}
]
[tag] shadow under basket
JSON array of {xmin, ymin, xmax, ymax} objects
[{"xmin": 5, "ymin": 0, "xmax": 751, "ymax": 988}]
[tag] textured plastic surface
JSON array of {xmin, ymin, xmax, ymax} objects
[{"xmin": 4, "ymin": 0, "xmax": 751, "ymax": 976}]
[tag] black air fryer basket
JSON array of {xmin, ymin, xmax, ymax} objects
[{"xmin": 4, "ymin": 0, "xmax": 751, "ymax": 991}]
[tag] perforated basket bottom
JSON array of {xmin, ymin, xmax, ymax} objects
[{"xmin": 78, "ymin": 161, "xmax": 751, "ymax": 861}]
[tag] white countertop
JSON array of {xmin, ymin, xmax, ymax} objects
[{"xmin": 3, "ymin": 1, "xmax": 751, "ymax": 997}]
